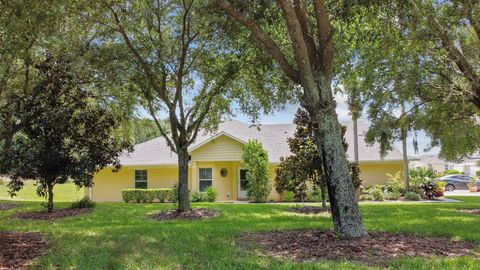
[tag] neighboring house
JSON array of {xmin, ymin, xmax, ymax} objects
[
  {"xmin": 88, "ymin": 120, "xmax": 406, "ymax": 202},
  {"xmin": 411, "ymin": 153, "xmax": 480, "ymax": 176},
  {"xmin": 410, "ymin": 155, "xmax": 454, "ymax": 172}
]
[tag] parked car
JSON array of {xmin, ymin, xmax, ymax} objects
[{"xmin": 438, "ymin": 174, "xmax": 480, "ymax": 191}]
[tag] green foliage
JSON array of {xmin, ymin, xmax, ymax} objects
[
  {"xmin": 241, "ymin": 140, "xmax": 271, "ymax": 202},
  {"xmin": 358, "ymin": 194, "xmax": 374, "ymax": 201},
  {"xmin": 443, "ymin": 170, "xmax": 461, "ymax": 175},
  {"xmin": 306, "ymin": 187, "xmax": 326, "ymax": 203},
  {"xmin": 384, "ymin": 191, "xmax": 401, "ymax": 201},
  {"xmin": 371, "ymin": 188, "xmax": 384, "ymax": 201},
  {"xmin": 384, "ymin": 171, "xmax": 405, "ymax": 195},
  {"xmin": 468, "ymin": 178, "xmax": 477, "ymax": 188},
  {"xmin": 122, "ymin": 189, "xmax": 174, "ymax": 203},
  {"xmin": 476, "ymin": 171, "xmax": 480, "ymax": 178},
  {"xmin": 126, "ymin": 118, "xmax": 165, "ymax": 144},
  {"xmin": 349, "ymin": 162, "xmax": 363, "ymax": 190},
  {"xmin": 404, "ymin": 191, "xmax": 421, "ymax": 201},
  {"xmin": 205, "ymin": 186, "xmax": 218, "ymax": 202},
  {"xmin": 282, "ymin": 191, "xmax": 295, "ymax": 202},
  {"xmin": 70, "ymin": 196, "xmax": 96, "ymax": 209},
  {"xmin": 0, "ymin": 55, "xmax": 131, "ymax": 212},
  {"xmin": 190, "ymin": 192, "xmax": 207, "ymax": 203},
  {"xmin": 409, "ymin": 167, "xmax": 438, "ymax": 193},
  {"xmin": 364, "ymin": 185, "xmax": 384, "ymax": 201}
]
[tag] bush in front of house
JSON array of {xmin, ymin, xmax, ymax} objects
[
  {"xmin": 364, "ymin": 185, "xmax": 384, "ymax": 201},
  {"xmin": 241, "ymin": 140, "xmax": 271, "ymax": 202},
  {"xmin": 190, "ymin": 191, "xmax": 207, "ymax": 202},
  {"xmin": 405, "ymin": 191, "xmax": 421, "ymax": 201},
  {"xmin": 70, "ymin": 196, "xmax": 96, "ymax": 209},
  {"xmin": 283, "ymin": 190, "xmax": 295, "ymax": 202},
  {"xmin": 359, "ymin": 194, "xmax": 374, "ymax": 201},
  {"xmin": 384, "ymin": 191, "xmax": 401, "ymax": 201},
  {"xmin": 443, "ymin": 169, "xmax": 461, "ymax": 175},
  {"xmin": 122, "ymin": 188, "xmax": 174, "ymax": 203},
  {"xmin": 190, "ymin": 186, "xmax": 218, "ymax": 202},
  {"xmin": 205, "ymin": 186, "xmax": 218, "ymax": 202}
]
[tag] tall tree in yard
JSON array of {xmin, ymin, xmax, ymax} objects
[
  {"xmin": 216, "ymin": 0, "xmax": 366, "ymax": 237},
  {"xmin": 0, "ymin": 54, "xmax": 131, "ymax": 212},
  {"xmin": 88, "ymin": 1, "xmax": 281, "ymax": 212}
]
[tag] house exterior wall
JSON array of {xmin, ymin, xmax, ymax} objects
[
  {"xmin": 358, "ymin": 162, "xmax": 404, "ymax": 186},
  {"xmin": 190, "ymin": 135, "xmax": 243, "ymax": 162},
  {"xmin": 89, "ymin": 166, "xmax": 187, "ymax": 202},
  {"xmin": 88, "ymin": 134, "xmax": 403, "ymax": 202}
]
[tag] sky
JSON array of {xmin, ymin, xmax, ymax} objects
[{"xmin": 233, "ymin": 92, "xmax": 440, "ymax": 158}]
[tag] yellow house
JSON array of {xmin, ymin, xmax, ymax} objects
[{"xmin": 88, "ymin": 120, "xmax": 406, "ymax": 202}]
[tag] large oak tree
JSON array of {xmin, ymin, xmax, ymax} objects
[{"xmin": 215, "ymin": 0, "xmax": 366, "ymax": 238}]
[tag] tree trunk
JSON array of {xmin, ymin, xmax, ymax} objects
[
  {"xmin": 47, "ymin": 182, "xmax": 54, "ymax": 213},
  {"xmin": 401, "ymin": 126, "xmax": 410, "ymax": 192},
  {"xmin": 353, "ymin": 116, "xmax": 359, "ymax": 163},
  {"xmin": 306, "ymin": 100, "xmax": 366, "ymax": 238},
  {"xmin": 320, "ymin": 182, "xmax": 327, "ymax": 208},
  {"xmin": 177, "ymin": 146, "xmax": 191, "ymax": 212}
]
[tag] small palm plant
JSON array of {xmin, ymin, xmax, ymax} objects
[{"xmin": 468, "ymin": 178, "xmax": 478, "ymax": 192}]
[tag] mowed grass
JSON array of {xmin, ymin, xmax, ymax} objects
[
  {"xmin": 0, "ymin": 180, "xmax": 84, "ymax": 202},
  {"xmin": 1, "ymin": 197, "xmax": 480, "ymax": 270}
]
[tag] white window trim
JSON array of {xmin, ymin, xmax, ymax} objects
[
  {"xmin": 134, "ymin": 170, "xmax": 148, "ymax": 188},
  {"xmin": 198, "ymin": 168, "xmax": 213, "ymax": 191}
]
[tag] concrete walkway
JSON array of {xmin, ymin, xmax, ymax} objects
[{"xmin": 445, "ymin": 190, "xmax": 480, "ymax": 196}]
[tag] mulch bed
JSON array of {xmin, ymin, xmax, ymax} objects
[
  {"xmin": 15, "ymin": 208, "xmax": 92, "ymax": 220},
  {"xmin": 459, "ymin": 209, "xmax": 480, "ymax": 215},
  {"xmin": 285, "ymin": 206, "xmax": 329, "ymax": 215},
  {"xmin": 0, "ymin": 204, "xmax": 19, "ymax": 211},
  {"xmin": 149, "ymin": 208, "xmax": 220, "ymax": 221},
  {"xmin": 0, "ymin": 231, "xmax": 48, "ymax": 270},
  {"xmin": 239, "ymin": 230, "xmax": 477, "ymax": 266}
]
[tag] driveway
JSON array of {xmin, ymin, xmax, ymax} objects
[{"xmin": 445, "ymin": 190, "xmax": 480, "ymax": 196}]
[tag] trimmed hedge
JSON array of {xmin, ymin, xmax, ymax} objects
[{"xmin": 122, "ymin": 188, "xmax": 175, "ymax": 203}]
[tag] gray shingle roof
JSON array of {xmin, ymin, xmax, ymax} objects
[{"xmin": 119, "ymin": 119, "xmax": 404, "ymax": 166}]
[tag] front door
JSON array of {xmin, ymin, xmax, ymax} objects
[{"xmin": 238, "ymin": 169, "xmax": 249, "ymax": 199}]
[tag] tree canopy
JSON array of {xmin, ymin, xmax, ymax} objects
[{"xmin": 0, "ymin": 54, "xmax": 131, "ymax": 211}]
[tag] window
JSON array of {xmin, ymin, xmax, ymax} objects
[
  {"xmin": 135, "ymin": 170, "xmax": 148, "ymax": 189},
  {"xmin": 199, "ymin": 168, "xmax": 212, "ymax": 192}
]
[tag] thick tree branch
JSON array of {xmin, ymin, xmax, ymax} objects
[
  {"xmin": 293, "ymin": 0, "xmax": 318, "ymax": 67},
  {"xmin": 277, "ymin": 0, "xmax": 319, "ymax": 102},
  {"xmin": 312, "ymin": 0, "xmax": 334, "ymax": 77},
  {"xmin": 215, "ymin": 0, "xmax": 300, "ymax": 83}
]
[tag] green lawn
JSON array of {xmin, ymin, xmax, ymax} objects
[
  {"xmin": 0, "ymin": 180, "xmax": 84, "ymax": 202},
  {"xmin": 1, "ymin": 197, "xmax": 479, "ymax": 269}
]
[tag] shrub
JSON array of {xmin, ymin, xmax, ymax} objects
[
  {"xmin": 420, "ymin": 181, "xmax": 444, "ymax": 199},
  {"xmin": 190, "ymin": 191, "xmax": 207, "ymax": 202},
  {"xmin": 371, "ymin": 188, "xmax": 384, "ymax": 201},
  {"xmin": 443, "ymin": 169, "xmax": 461, "ymax": 175},
  {"xmin": 384, "ymin": 171, "xmax": 405, "ymax": 195},
  {"xmin": 283, "ymin": 190, "xmax": 295, "ymax": 202},
  {"xmin": 409, "ymin": 167, "xmax": 437, "ymax": 193},
  {"xmin": 241, "ymin": 140, "xmax": 271, "ymax": 202},
  {"xmin": 468, "ymin": 177, "xmax": 477, "ymax": 188},
  {"xmin": 306, "ymin": 187, "xmax": 326, "ymax": 202},
  {"xmin": 122, "ymin": 189, "xmax": 174, "ymax": 203},
  {"xmin": 70, "ymin": 196, "xmax": 96, "ymax": 209},
  {"xmin": 171, "ymin": 185, "xmax": 178, "ymax": 203},
  {"xmin": 405, "ymin": 191, "xmax": 421, "ymax": 201},
  {"xmin": 205, "ymin": 186, "xmax": 218, "ymax": 202},
  {"xmin": 359, "ymin": 194, "xmax": 374, "ymax": 201},
  {"xmin": 476, "ymin": 170, "xmax": 480, "ymax": 178},
  {"xmin": 384, "ymin": 191, "xmax": 401, "ymax": 201}
]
